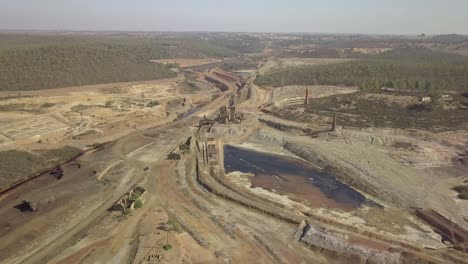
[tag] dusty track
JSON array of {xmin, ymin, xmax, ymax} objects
[
  {"xmin": 3, "ymin": 63, "xmax": 468, "ymax": 264},
  {"xmin": 0, "ymin": 71, "xmax": 236, "ymax": 264}
]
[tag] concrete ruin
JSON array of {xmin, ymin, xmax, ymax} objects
[
  {"xmin": 199, "ymin": 115, "xmax": 216, "ymax": 132},
  {"xmin": 112, "ymin": 186, "xmax": 147, "ymax": 212},
  {"xmin": 205, "ymin": 138, "xmax": 218, "ymax": 165},
  {"xmin": 179, "ymin": 137, "xmax": 192, "ymax": 152},
  {"xmin": 217, "ymin": 106, "xmax": 243, "ymax": 124},
  {"xmin": 168, "ymin": 138, "xmax": 192, "ymax": 160}
]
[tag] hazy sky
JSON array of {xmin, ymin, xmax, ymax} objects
[{"xmin": 1, "ymin": 0, "xmax": 468, "ymax": 34}]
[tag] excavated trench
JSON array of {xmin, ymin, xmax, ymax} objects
[{"xmin": 223, "ymin": 145, "xmax": 377, "ymax": 210}]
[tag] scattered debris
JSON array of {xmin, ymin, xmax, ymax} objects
[
  {"xmin": 14, "ymin": 200, "xmax": 38, "ymax": 212},
  {"xmin": 50, "ymin": 167, "xmax": 64, "ymax": 180},
  {"xmin": 214, "ymin": 250, "xmax": 232, "ymax": 264}
]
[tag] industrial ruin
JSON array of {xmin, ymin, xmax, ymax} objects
[
  {"xmin": 112, "ymin": 186, "xmax": 147, "ymax": 212},
  {"xmin": 216, "ymin": 105, "xmax": 243, "ymax": 124}
]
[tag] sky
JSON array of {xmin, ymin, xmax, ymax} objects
[{"xmin": 1, "ymin": 0, "xmax": 468, "ymax": 35}]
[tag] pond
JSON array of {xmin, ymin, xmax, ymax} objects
[{"xmin": 224, "ymin": 145, "xmax": 377, "ymax": 210}]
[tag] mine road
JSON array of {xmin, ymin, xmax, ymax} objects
[{"xmin": 0, "ymin": 71, "xmax": 237, "ymax": 264}]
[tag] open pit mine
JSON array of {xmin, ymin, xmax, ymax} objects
[{"xmin": 0, "ymin": 56, "xmax": 468, "ymax": 264}]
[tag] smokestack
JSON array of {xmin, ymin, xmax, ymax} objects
[
  {"xmin": 205, "ymin": 141, "xmax": 209, "ymax": 165},
  {"xmin": 305, "ymin": 88, "xmax": 309, "ymax": 105},
  {"xmin": 332, "ymin": 114, "xmax": 337, "ymax": 132}
]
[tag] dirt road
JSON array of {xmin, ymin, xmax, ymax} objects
[{"xmin": 0, "ymin": 71, "xmax": 236, "ymax": 264}]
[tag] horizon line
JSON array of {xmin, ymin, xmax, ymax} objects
[{"xmin": 0, "ymin": 28, "xmax": 466, "ymax": 37}]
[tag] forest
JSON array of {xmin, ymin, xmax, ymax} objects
[
  {"xmin": 256, "ymin": 49, "xmax": 468, "ymax": 92},
  {"xmin": 0, "ymin": 33, "xmax": 264, "ymax": 91},
  {"xmin": 0, "ymin": 45, "xmax": 177, "ymax": 91}
]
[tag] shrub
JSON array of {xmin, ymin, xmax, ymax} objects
[
  {"xmin": 147, "ymin": 100, "xmax": 160, "ymax": 107},
  {"xmin": 41, "ymin": 102, "xmax": 56, "ymax": 108},
  {"xmin": 104, "ymin": 100, "xmax": 114, "ymax": 108},
  {"xmin": 163, "ymin": 244, "xmax": 172, "ymax": 251},
  {"xmin": 134, "ymin": 199, "xmax": 143, "ymax": 209},
  {"xmin": 453, "ymin": 185, "xmax": 468, "ymax": 200}
]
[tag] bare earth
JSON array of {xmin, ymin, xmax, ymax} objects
[{"xmin": 0, "ymin": 59, "xmax": 467, "ymax": 264}]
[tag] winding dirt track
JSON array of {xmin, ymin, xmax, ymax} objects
[
  {"xmin": 2, "ymin": 68, "xmax": 467, "ymax": 264},
  {"xmin": 0, "ymin": 72, "xmax": 235, "ymax": 264}
]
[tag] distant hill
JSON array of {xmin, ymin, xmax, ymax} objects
[{"xmin": 0, "ymin": 45, "xmax": 177, "ymax": 91}]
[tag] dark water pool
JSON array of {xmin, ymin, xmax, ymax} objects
[{"xmin": 224, "ymin": 145, "xmax": 376, "ymax": 209}]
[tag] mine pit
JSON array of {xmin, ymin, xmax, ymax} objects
[
  {"xmin": 223, "ymin": 145, "xmax": 376, "ymax": 210},
  {"xmin": 1, "ymin": 32, "xmax": 468, "ymax": 264}
]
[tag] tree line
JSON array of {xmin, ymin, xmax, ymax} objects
[
  {"xmin": 256, "ymin": 49, "xmax": 468, "ymax": 92},
  {"xmin": 0, "ymin": 45, "xmax": 177, "ymax": 91},
  {"xmin": 0, "ymin": 33, "xmax": 267, "ymax": 91}
]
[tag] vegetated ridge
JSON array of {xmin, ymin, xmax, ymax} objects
[
  {"xmin": 256, "ymin": 48, "xmax": 468, "ymax": 92},
  {"xmin": 0, "ymin": 45, "xmax": 177, "ymax": 91},
  {"xmin": 0, "ymin": 33, "xmax": 264, "ymax": 91}
]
